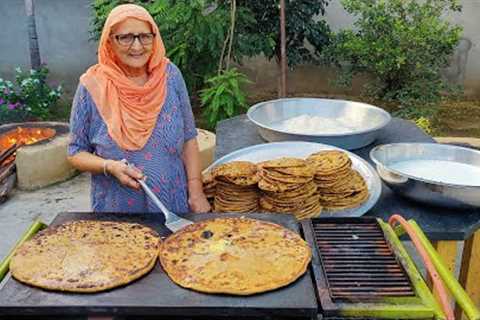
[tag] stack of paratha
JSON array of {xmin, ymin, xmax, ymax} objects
[
  {"xmin": 211, "ymin": 161, "xmax": 260, "ymax": 213},
  {"xmin": 307, "ymin": 150, "xmax": 369, "ymax": 210},
  {"xmin": 159, "ymin": 217, "xmax": 312, "ymax": 295},
  {"xmin": 202, "ymin": 171, "xmax": 216, "ymax": 207},
  {"xmin": 257, "ymin": 158, "xmax": 321, "ymax": 220},
  {"xmin": 10, "ymin": 220, "xmax": 160, "ymax": 293}
]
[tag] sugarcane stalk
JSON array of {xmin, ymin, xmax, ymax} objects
[{"xmin": 0, "ymin": 219, "xmax": 47, "ymax": 282}]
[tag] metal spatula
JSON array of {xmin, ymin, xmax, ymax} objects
[{"xmin": 125, "ymin": 161, "xmax": 193, "ymax": 232}]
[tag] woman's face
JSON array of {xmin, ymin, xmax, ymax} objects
[{"xmin": 110, "ymin": 18, "xmax": 154, "ymax": 70}]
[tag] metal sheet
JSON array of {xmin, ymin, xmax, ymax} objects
[
  {"xmin": 0, "ymin": 212, "xmax": 318, "ymax": 318},
  {"xmin": 207, "ymin": 141, "xmax": 382, "ymax": 218}
]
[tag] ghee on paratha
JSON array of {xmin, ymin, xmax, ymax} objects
[
  {"xmin": 10, "ymin": 220, "xmax": 160, "ymax": 293},
  {"xmin": 159, "ymin": 217, "xmax": 312, "ymax": 295}
]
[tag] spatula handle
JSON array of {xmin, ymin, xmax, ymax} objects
[
  {"xmin": 137, "ymin": 178, "xmax": 173, "ymax": 219},
  {"xmin": 123, "ymin": 160, "xmax": 173, "ymax": 221}
]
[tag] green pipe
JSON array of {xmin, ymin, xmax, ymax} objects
[
  {"xmin": 0, "ymin": 219, "xmax": 47, "ymax": 282},
  {"xmin": 409, "ymin": 220, "xmax": 480, "ymax": 320}
]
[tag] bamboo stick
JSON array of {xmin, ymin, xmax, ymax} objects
[
  {"xmin": 0, "ymin": 143, "xmax": 18, "ymax": 167},
  {"xmin": 409, "ymin": 220, "xmax": 480, "ymax": 320},
  {"xmin": 0, "ymin": 163, "xmax": 15, "ymax": 183},
  {"xmin": 0, "ymin": 219, "xmax": 47, "ymax": 282},
  {"xmin": 0, "ymin": 173, "xmax": 16, "ymax": 203}
]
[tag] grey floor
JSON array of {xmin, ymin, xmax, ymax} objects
[{"xmin": 0, "ymin": 172, "xmax": 90, "ymax": 262}]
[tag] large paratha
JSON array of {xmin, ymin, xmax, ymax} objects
[
  {"xmin": 159, "ymin": 217, "xmax": 311, "ymax": 295},
  {"xmin": 10, "ymin": 220, "xmax": 160, "ymax": 293}
]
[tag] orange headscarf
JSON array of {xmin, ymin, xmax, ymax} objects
[{"xmin": 80, "ymin": 4, "xmax": 169, "ymax": 151}]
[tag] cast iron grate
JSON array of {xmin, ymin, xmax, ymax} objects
[{"xmin": 313, "ymin": 220, "xmax": 415, "ymax": 301}]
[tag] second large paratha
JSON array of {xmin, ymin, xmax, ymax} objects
[
  {"xmin": 10, "ymin": 220, "xmax": 160, "ymax": 293},
  {"xmin": 159, "ymin": 217, "xmax": 311, "ymax": 295}
]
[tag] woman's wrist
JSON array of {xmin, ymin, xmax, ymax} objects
[
  {"xmin": 188, "ymin": 178, "xmax": 204, "ymax": 194},
  {"xmin": 103, "ymin": 159, "xmax": 116, "ymax": 176}
]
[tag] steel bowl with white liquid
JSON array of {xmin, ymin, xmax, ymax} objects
[
  {"xmin": 370, "ymin": 143, "xmax": 480, "ymax": 209},
  {"xmin": 246, "ymin": 98, "xmax": 391, "ymax": 150}
]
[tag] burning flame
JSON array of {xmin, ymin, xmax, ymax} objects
[{"xmin": 0, "ymin": 127, "xmax": 56, "ymax": 151}]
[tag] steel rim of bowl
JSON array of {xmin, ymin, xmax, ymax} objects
[
  {"xmin": 370, "ymin": 142, "xmax": 480, "ymax": 188},
  {"xmin": 246, "ymin": 98, "xmax": 392, "ymax": 137}
]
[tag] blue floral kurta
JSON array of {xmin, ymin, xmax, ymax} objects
[{"xmin": 68, "ymin": 63, "xmax": 197, "ymax": 214}]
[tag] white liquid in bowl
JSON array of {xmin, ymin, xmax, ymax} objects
[
  {"xmin": 272, "ymin": 115, "xmax": 359, "ymax": 134},
  {"xmin": 390, "ymin": 160, "xmax": 480, "ymax": 186}
]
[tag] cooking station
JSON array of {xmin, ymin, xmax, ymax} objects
[
  {"xmin": 0, "ymin": 212, "xmax": 319, "ymax": 319},
  {"xmin": 0, "ymin": 115, "xmax": 479, "ymax": 319},
  {"xmin": 0, "ymin": 212, "xmax": 444, "ymax": 319},
  {"xmin": 215, "ymin": 114, "xmax": 480, "ymax": 317}
]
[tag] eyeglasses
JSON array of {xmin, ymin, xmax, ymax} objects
[{"xmin": 113, "ymin": 33, "xmax": 156, "ymax": 47}]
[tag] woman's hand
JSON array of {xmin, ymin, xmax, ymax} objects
[
  {"xmin": 188, "ymin": 193, "xmax": 211, "ymax": 213},
  {"xmin": 106, "ymin": 160, "xmax": 144, "ymax": 190}
]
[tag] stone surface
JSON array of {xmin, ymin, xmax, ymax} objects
[
  {"xmin": 196, "ymin": 128, "xmax": 216, "ymax": 171},
  {"xmin": 435, "ymin": 137, "xmax": 480, "ymax": 150},
  {"xmin": 16, "ymin": 134, "xmax": 77, "ymax": 190}
]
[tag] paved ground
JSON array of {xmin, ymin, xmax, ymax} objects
[{"xmin": 0, "ymin": 172, "xmax": 90, "ymax": 261}]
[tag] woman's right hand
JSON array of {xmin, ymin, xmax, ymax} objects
[{"xmin": 106, "ymin": 160, "xmax": 144, "ymax": 190}]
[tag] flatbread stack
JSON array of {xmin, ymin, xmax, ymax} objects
[
  {"xmin": 211, "ymin": 161, "xmax": 260, "ymax": 213},
  {"xmin": 307, "ymin": 150, "xmax": 369, "ymax": 211},
  {"xmin": 202, "ymin": 171, "xmax": 216, "ymax": 207},
  {"xmin": 159, "ymin": 217, "xmax": 312, "ymax": 295},
  {"xmin": 10, "ymin": 220, "xmax": 160, "ymax": 293},
  {"xmin": 257, "ymin": 157, "xmax": 321, "ymax": 220}
]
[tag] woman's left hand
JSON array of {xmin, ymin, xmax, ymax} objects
[{"xmin": 188, "ymin": 193, "xmax": 211, "ymax": 213}]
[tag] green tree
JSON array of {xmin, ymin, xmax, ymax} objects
[
  {"xmin": 237, "ymin": 0, "xmax": 331, "ymax": 67},
  {"xmin": 326, "ymin": 0, "xmax": 463, "ymax": 113}
]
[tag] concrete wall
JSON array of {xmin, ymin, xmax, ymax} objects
[
  {"xmin": 242, "ymin": 0, "xmax": 480, "ymax": 98},
  {"xmin": 0, "ymin": 0, "xmax": 97, "ymax": 98},
  {"xmin": 0, "ymin": 0, "xmax": 30, "ymax": 79},
  {"xmin": 35, "ymin": 0, "xmax": 97, "ymax": 97},
  {"xmin": 0, "ymin": 0, "xmax": 479, "ymax": 99}
]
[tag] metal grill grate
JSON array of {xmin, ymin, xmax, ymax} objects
[{"xmin": 313, "ymin": 221, "xmax": 415, "ymax": 301}]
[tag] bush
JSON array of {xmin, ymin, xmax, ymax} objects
[
  {"xmin": 200, "ymin": 68, "xmax": 250, "ymax": 130},
  {"xmin": 0, "ymin": 66, "xmax": 63, "ymax": 124},
  {"xmin": 326, "ymin": 0, "xmax": 463, "ymax": 112}
]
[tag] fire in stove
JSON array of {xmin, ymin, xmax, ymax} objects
[
  {"xmin": 0, "ymin": 127, "xmax": 56, "ymax": 150},
  {"xmin": 0, "ymin": 126, "xmax": 56, "ymax": 203}
]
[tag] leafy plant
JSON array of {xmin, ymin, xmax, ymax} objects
[
  {"xmin": 237, "ymin": 0, "xmax": 331, "ymax": 67},
  {"xmin": 393, "ymin": 104, "xmax": 436, "ymax": 134},
  {"xmin": 326, "ymin": 0, "xmax": 463, "ymax": 111},
  {"xmin": 200, "ymin": 68, "xmax": 250, "ymax": 130},
  {"xmin": 0, "ymin": 66, "xmax": 63, "ymax": 124}
]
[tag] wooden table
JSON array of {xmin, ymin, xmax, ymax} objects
[{"xmin": 215, "ymin": 115, "xmax": 480, "ymax": 317}]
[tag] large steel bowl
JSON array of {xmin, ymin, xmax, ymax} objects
[
  {"xmin": 246, "ymin": 98, "xmax": 391, "ymax": 150},
  {"xmin": 370, "ymin": 143, "xmax": 480, "ymax": 209}
]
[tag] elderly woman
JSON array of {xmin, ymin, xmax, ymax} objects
[{"xmin": 67, "ymin": 4, "xmax": 210, "ymax": 214}]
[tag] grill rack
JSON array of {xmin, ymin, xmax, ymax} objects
[
  {"xmin": 301, "ymin": 217, "xmax": 439, "ymax": 319},
  {"xmin": 314, "ymin": 220, "xmax": 414, "ymax": 300}
]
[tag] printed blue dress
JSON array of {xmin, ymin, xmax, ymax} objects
[{"xmin": 68, "ymin": 63, "xmax": 197, "ymax": 214}]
